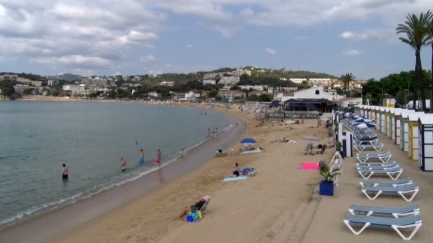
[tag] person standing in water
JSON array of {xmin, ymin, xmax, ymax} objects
[
  {"xmin": 62, "ymin": 164, "xmax": 69, "ymax": 180},
  {"xmin": 154, "ymin": 149, "xmax": 162, "ymax": 165},
  {"xmin": 139, "ymin": 149, "xmax": 145, "ymax": 164},
  {"xmin": 120, "ymin": 157, "xmax": 127, "ymax": 172}
]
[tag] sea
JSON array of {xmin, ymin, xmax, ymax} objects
[{"xmin": 0, "ymin": 101, "xmax": 231, "ymax": 228}]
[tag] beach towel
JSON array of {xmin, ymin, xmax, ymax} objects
[
  {"xmin": 223, "ymin": 176, "xmax": 248, "ymax": 182},
  {"xmin": 300, "ymin": 162, "xmax": 319, "ymax": 170}
]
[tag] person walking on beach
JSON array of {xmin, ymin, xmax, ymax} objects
[
  {"xmin": 139, "ymin": 149, "xmax": 145, "ymax": 164},
  {"xmin": 62, "ymin": 164, "xmax": 69, "ymax": 180},
  {"xmin": 154, "ymin": 149, "xmax": 162, "ymax": 165},
  {"xmin": 120, "ymin": 157, "xmax": 127, "ymax": 172}
]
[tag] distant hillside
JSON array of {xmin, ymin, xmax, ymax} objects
[{"xmin": 47, "ymin": 73, "xmax": 82, "ymax": 82}]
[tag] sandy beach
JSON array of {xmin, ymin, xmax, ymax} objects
[{"xmin": 2, "ymin": 103, "xmax": 432, "ymax": 243}]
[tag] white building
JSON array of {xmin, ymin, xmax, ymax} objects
[
  {"xmin": 338, "ymin": 97, "xmax": 362, "ymax": 107},
  {"xmin": 279, "ymin": 85, "xmax": 344, "ymax": 102},
  {"xmin": 238, "ymin": 85, "xmax": 269, "ymax": 92},
  {"xmin": 63, "ymin": 84, "xmax": 86, "ymax": 95},
  {"xmin": 203, "ymin": 79, "xmax": 216, "ymax": 85},
  {"xmin": 289, "ymin": 78, "xmax": 308, "ymax": 84}
]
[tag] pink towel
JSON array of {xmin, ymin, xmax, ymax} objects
[{"xmin": 300, "ymin": 162, "xmax": 319, "ymax": 170}]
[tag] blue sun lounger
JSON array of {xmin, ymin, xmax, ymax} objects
[
  {"xmin": 343, "ymin": 214, "xmax": 422, "ymax": 240},
  {"xmin": 357, "ymin": 166, "xmax": 403, "ymax": 180},
  {"xmin": 357, "ymin": 161, "xmax": 399, "ymax": 169},
  {"xmin": 348, "ymin": 204, "xmax": 420, "ymax": 218},
  {"xmin": 354, "ymin": 142, "xmax": 384, "ymax": 152},
  {"xmin": 359, "ymin": 177, "xmax": 413, "ymax": 187},
  {"xmin": 361, "ymin": 184, "xmax": 419, "ymax": 202},
  {"xmin": 353, "ymin": 138, "xmax": 379, "ymax": 145},
  {"xmin": 356, "ymin": 151, "xmax": 392, "ymax": 163}
]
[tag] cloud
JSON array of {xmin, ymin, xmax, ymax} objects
[
  {"xmin": 140, "ymin": 55, "xmax": 157, "ymax": 63},
  {"xmin": 341, "ymin": 50, "xmax": 363, "ymax": 56},
  {"xmin": 33, "ymin": 55, "xmax": 112, "ymax": 68},
  {"xmin": 187, "ymin": 44, "xmax": 193, "ymax": 48},
  {"xmin": 265, "ymin": 48, "xmax": 276, "ymax": 55},
  {"xmin": 339, "ymin": 31, "xmax": 390, "ymax": 41},
  {"xmin": 294, "ymin": 36, "xmax": 309, "ymax": 41}
]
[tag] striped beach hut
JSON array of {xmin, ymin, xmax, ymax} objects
[
  {"xmin": 384, "ymin": 107, "xmax": 395, "ymax": 138},
  {"xmin": 379, "ymin": 107, "xmax": 387, "ymax": 134},
  {"xmin": 371, "ymin": 106, "xmax": 379, "ymax": 126},
  {"xmin": 394, "ymin": 110, "xmax": 416, "ymax": 145},
  {"xmin": 418, "ymin": 116, "xmax": 433, "ymax": 171},
  {"xmin": 408, "ymin": 113, "xmax": 432, "ymax": 160},
  {"xmin": 388, "ymin": 108, "xmax": 404, "ymax": 140}
]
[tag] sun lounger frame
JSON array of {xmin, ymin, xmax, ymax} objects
[
  {"xmin": 361, "ymin": 184, "xmax": 419, "ymax": 202},
  {"xmin": 343, "ymin": 214, "xmax": 422, "ymax": 240},
  {"xmin": 354, "ymin": 143, "xmax": 384, "ymax": 152},
  {"xmin": 356, "ymin": 151, "xmax": 392, "ymax": 163},
  {"xmin": 357, "ymin": 167, "xmax": 403, "ymax": 180},
  {"xmin": 348, "ymin": 204, "xmax": 420, "ymax": 218},
  {"xmin": 359, "ymin": 177, "xmax": 413, "ymax": 187}
]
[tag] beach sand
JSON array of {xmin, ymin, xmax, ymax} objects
[
  {"xmin": 45, "ymin": 107, "xmax": 332, "ymax": 243},
  {"xmin": 5, "ymin": 104, "xmax": 431, "ymax": 243}
]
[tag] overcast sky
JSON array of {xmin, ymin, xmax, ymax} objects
[{"xmin": 0, "ymin": 0, "xmax": 432, "ymax": 79}]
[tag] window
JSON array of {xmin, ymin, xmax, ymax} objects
[{"xmin": 315, "ymin": 90, "xmax": 320, "ymax": 95}]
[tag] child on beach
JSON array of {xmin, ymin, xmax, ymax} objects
[
  {"xmin": 179, "ymin": 196, "xmax": 210, "ymax": 219},
  {"xmin": 154, "ymin": 149, "xmax": 162, "ymax": 165},
  {"xmin": 120, "ymin": 157, "xmax": 127, "ymax": 172},
  {"xmin": 139, "ymin": 149, "xmax": 145, "ymax": 164}
]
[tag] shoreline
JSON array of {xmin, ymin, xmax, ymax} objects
[{"xmin": 0, "ymin": 102, "xmax": 246, "ymax": 243}]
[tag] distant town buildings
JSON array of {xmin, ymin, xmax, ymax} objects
[{"xmin": 160, "ymin": 81, "xmax": 174, "ymax": 87}]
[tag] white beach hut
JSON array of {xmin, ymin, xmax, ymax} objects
[
  {"xmin": 418, "ymin": 116, "xmax": 433, "ymax": 171},
  {"xmin": 384, "ymin": 107, "xmax": 396, "ymax": 138},
  {"xmin": 408, "ymin": 113, "xmax": 433, "ymax": 161},
  {"xmin": 400, "ymin": 112, "xmax": 424, "ymax": 152},
  {"xmin": 379, "ymin": 107, "xmax": 387, "ymax": 134},
  {"xmin": 371, "ymin": 106, "xmax": 379, "ymax": 126},
  {"xmin": 388, "ymin": 108, "xmax": 404, "ymax": 140},
  {"xmin": 394, "ymin": 109, "xmax": 416, "ymax": 145},
  {"xmin": 366, "ymin": 106, "xmax": 372, "ymax": 119}
]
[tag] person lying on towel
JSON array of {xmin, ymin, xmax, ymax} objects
[{"xmin": 179, "ymin": 195, "xmax": 211, "ymax": 219}]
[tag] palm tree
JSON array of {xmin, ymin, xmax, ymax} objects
[
  {"xmin": 396, "ymin": 11, "xmax": 432, "ymax": 111},
  {"xmin": 426, "ymin": 14, "xmax": 433, "ymax": 112},
  {"xmin": 340, "ymin": 73, "xmax": 355, "ymax": 95}
]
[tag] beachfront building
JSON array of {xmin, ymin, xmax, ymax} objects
[
  {"xmin": 148, "ymin": 91, "xmax": 161, "ymax": 99},
  {"xmin": 277, "ymin": 85, "xmax": 343, "ymax": 103},
  {"xmin": 16, "ymin": 77, "xmax": 42, "ymax": 87},
  {"xmin": 13, "ymin": 84, "xmax": 33, "ymax": 94},
  {"xmin": 63, "ymin": 84, "xmax": 86, "ymax": 95},
  {"xmin": 338, "ymin": 97, "xmax": 363, "ymax": 107}
]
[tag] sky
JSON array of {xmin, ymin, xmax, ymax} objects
[{"xmin": 0, "ymin": 0, "xmax": 433, "ymax": 80}]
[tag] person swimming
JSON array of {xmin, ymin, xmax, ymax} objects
[
  {"xmin": 62, "ymin": 164, "xmax": 69, "ymax": 180},
  {"xmin": 154, "ymin": 149, "xmax": 162, "ymax": 165},
  {"xmin": 120, "ymin": 157, "xmax": 127, "ymax": 171},
  {"xmin": 139, "ymin": 149, "xmax": 145, "ymax": 164}
]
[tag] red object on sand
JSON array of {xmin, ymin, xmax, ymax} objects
[{"xmin": 300, "ymin": 162, "xmax": 319, "ymax": 170}]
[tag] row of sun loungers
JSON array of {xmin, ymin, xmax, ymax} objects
[{"xmin": 340, "ymin": 115, "xmax": 422, "ymax": 241}]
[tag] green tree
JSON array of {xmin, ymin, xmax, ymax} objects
[
  {"xmin": 340, "ymin": 73, "xmax": 355, "ymax": 93},
  {"xmin": 396, "ymin": 11, "xmax": 432, "ymax": 111}
]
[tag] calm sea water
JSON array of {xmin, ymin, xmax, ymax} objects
[{"xmin": 0, "ymin": 101, "xmax": 230, "ymax": 227}]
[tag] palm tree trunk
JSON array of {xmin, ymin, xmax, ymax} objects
[
  {"xmin": 416, "ymin": 49, "xmax": 427, "ymax": 111},
  {"xmin": 430, "ymin": 43, "xmax": 433, "ymax": 113},
  {"xmin": 412, "ymin": 54, "xmax": 418, "ymax": 110}
]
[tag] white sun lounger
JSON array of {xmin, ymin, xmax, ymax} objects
[
  {"xmin": 343, "ymin": 214, "xmax": 422, "ymax": 240},
  {"xmin": 356, "ymin": 161, "xmax": 399, "ymax": 168},
  {"xmin": 356, "ymin": 151, "xmax": 391, "ymax": 163},
  {"xmin": 348, "ymin": 204, "xmax": 420, "ymax": 218},
  {"xmin": 354, "ymin": 142, "xmax": 384, "ymax": 152},
  {"xmin": 361, "ymin": 184, "xmax": 419, "ymax": 202},
  {"xmin": 357, "ymin": 164, "xmax": 400, "ymax": 172},
  {"xmin": 359, "ymin": 177, "xmax": 413, "ymax": 187},
  {"xmin": 357, "ymin": 167, "xmax": 403, "ymax": 180},
  {"xmin": 353, "ymin": 138, "xmax": 379, "ymax": 145}
]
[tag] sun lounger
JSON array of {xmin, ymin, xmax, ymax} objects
[
  {"xmin": 357, "ymin": 164, "xmax": 400, "ymax": 172},
  {"xmin": 361, "ymin": 184, "xmax": 419, "ymax": 202},
  {"xmin": 357, "ymin": 166, "xmax": 403, "ymax": 180},
  {"xmin": 359, "ymin": 177, "xmax": 413, "ymax": 187},
  {"xmin": 348, "ymin": 204, "xmax": 420, "ymax": 218},
  {"xmin": 240, "ymin": 149, "xmax": 262, "ymax": 155},
  {"xmin": 356, "ymin": 151, "xmax": 391, "ymax": 163},
  {"xmin": 353, "ymin": 138, "xmax": 379, "ymax": 145},
  {"xmin": 343, "ymin": 214, "xmax": 422, "ymax": 240},
  {"xmin": 356, "ymin": 161, "xmax": 398, "ymax": 168},
  {"xmin": 354, "ymin": 142, "xmax": 384, "ymax": 152}
]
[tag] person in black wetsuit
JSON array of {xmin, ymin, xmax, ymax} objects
[{"xmin": 62, "ymin": 164, "xmax": 69, "ymax": 180}]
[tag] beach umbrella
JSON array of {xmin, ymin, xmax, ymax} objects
[
  {"xmin": 240, "ymin": 138, "xmax": 257, "ymax": 146},
  {"xmin": 302, "ymin": 136, "xmax": 320, "ymax": 141},
  {"xmin": 285, "ymin": 119, "xmax": 295, "ymax": 125}
]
